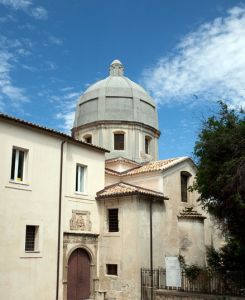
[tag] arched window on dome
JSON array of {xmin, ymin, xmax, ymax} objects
[
  {"xmin": 114, "ymin": 131, "xmax": 125, "ymax": 151},
  {"xmin": 145, "ymin": 136, "xmax": 151, "ymax": 154},
  {"xmin": 83, "ymin": 134, "xmax": 92, "ymax": 144}
]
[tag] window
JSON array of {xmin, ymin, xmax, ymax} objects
[
  {"xmin": 25, "ymin": 225, "xmax": 39, "ymax": 252},
  {"xmin": 106, "ymin": 264, "xmax": 118, "ymax": 276},
  {"xmin": 83, "ymin": 135, "xmax": 92, "ymax": 144},
  {"xmin": 145, "ymin": 136, "xmax": 151, "ymax": 154},
  {"xmin": 11, "ymin": 148, "xmax": 26, "ymax": 182},
  {"xmin": 108, "ymin": 208, "xmax": 119, "ymax": 232},
  {"xmin": 181, "ymin": 171, "xmax": 191, "ymax": 202},
  {"xmin": 76, "ymin": 164, "xmax": 86, "ymax": 193},
  {"xmin": 114, "ymin": 133, "xmax": 124, "ymax": 150}
]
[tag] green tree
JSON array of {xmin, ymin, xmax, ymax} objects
[{"xmin": 193, "ymin": 101, "xmax": 245, "ymax": 270}]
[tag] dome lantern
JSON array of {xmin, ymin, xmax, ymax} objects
[{"xmin": 109, "ymin": 59, "xmax": 124, "ymax": 76}]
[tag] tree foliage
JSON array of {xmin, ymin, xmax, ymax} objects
[{"xmin": 193, "ymin": 101, "xmax": 245, "ymax": 269}]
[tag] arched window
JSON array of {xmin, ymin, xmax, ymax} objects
[
  {"xmin": 180, "ymin": 171, "xmax": 191, "ymax": 202},
  {"xmin": 83, "ymin": 134, "xmax": 92, "ymax": 144},
  {"xmin": 114, "ymin": 131, "xmax": 125, "ymax": 150},
  {"xmin": 145, "ymin": 136, "xmax": 151, "ymax": 154}
]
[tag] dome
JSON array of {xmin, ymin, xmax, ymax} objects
[{"xmin": 73, "ymin": 60, "xmax": 158, "ymax": 130}]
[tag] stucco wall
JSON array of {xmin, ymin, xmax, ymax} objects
[
  {"xmin": 0, "ymin": 122, "xmax": 61, "ymax": 300},
  {"xmin": 0, "ymin": 120, "xmax": 105, "ymax": 300},
  {"xmin": 98, "ymin": 195, "xmax": 166, "ymax": 300}
]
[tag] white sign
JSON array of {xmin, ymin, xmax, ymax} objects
[{"xmin": 165, "ymin": 256, "xmax": 181, "ymax": 287}]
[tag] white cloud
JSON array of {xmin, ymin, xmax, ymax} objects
[
  {"xmin": 64, "ymin": 92, "xmax": 80, "ymax": 100},
  {"xmin": 49, "ymin": 36, "xmax": 63, "ymax": 46},
  {"xmin": 30, "ymin": 6, "xmax": 47, "ymax": 20},
  {"xmin": 56, "ymin": 111, "xmax": 75, "ymax": 133},
  {"xmin": 54, "ymin": 90, "xmax": 82, "ymax": 132},
  {"xmin": 0, "ymin": 0, "xmax": 47, "ymax": 20},
  {"xmin": 0, "ymin": 0, "xmax": 31, "ymax": 9},
  {"xmin": 142, "ymin": 6, "xmax": 245, "ymax": 109},
  {"xmin": 0, "ymin": 36, "xmax": 30, "ymax": 110}
]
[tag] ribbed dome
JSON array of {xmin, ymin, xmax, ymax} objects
[
  {"xmin": 84, "ymin": 76, "xmax": 154, "ymax": 103},
  {"xmin": 73, "ymin": 60, "xmax": 158, "ymax": 130}
]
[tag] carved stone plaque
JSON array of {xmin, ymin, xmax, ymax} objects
[{"xmin": 70, "ymin": 210, "xmax": 92, "ymax": 231}]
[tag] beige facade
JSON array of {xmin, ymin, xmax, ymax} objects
[
  {"xmin": 0, "ymin": 115, "xmax": 106, "ymax": 300},
  {"xmin": 96, "ymin": 158, "xmax": 220, "ymax": 300}
]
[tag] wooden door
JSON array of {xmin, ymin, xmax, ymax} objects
[{"xmin": 67, "ymin": 248, "xmax": 91, "ymax": 300}]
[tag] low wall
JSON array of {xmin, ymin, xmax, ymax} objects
[{"xmin": 155, "ymin": 290, "xmax": 245, "ymax": 300}]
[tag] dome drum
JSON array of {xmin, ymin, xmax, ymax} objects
[{"xmin": 73, "ymin": 121, "xmax": 159, "ymax": 163}]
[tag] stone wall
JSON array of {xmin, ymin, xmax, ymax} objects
[{"xmin": 155, "ymin": 290, "xmax": 244, "ymax": 300}]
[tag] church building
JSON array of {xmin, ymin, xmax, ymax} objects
[{"xmin": 0, "ymin": 60, "xmax": 220, "ymax": 300}]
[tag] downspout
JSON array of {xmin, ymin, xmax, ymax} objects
[
  {"xmin": 56, "ymin": 140, "xmax": 66, "ymax": 300},
  {"xmin": 150, "ymin": 199, "xmax": 153, "ymax": 300}
]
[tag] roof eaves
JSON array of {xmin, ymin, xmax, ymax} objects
[
  {"xmin": 0, "ymin": 113, "xmax": 109, "ymax": 153},
  {"xmin": 96, "ymin": 182, "xmax": 167, "ymax": 200}
]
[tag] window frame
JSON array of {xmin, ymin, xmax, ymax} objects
[
  {"xmin": 25, "ymin": 225, "xmax": 39, "ymax": 253},
  {"xmin": 75, "ymin": 164, "xmax": 87, "ymax": 194},
  {"xmin": 145, "ymin": 136, "xmax": 151, "ymax": 154},
  {"xmin": 10, "ymin": 147, "xmax": 27, "ymax": 182},
  {"xmin": 180, "ymin": 171, "xmax": 191, "ymax": 203},
  {"xmin": 106, "ymin": 264, "xmax": 118, "ymax": 276},
  {"xmin": 108, "ymin": 208, "xmax": 119, "ymax": 232},
  {"xmin": 114, "ymin": 132, "xmax": 125, "ymax": 151}
]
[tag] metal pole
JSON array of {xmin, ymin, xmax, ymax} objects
[
  {"xmin": 150, "ymin": 200, "xmax": 153, "ymax": 300},
  {"xmin": 56, "ymin": 140, "xmax": 66, "ymax": 300}
]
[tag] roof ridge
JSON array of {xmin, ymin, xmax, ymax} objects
[
  {"xmin": 98, "ymin": 181, "xmax": 164, "ymax": 196},
  {"xmin": 105, "ymin": 156, "xmax": 141, "ymax": 165},
  {"xmin": 117, "ymin": 181, "xmax": 164, "ymax": 195}
]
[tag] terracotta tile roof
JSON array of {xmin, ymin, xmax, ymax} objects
[
  {"xmin": 125, "ymin": 157, "xmax": 189, "ymax": 175},
  {"xmin": 105, "ymin": 168, "xmax": 121, "ymax": 175},
  {"xmin": 96, "ymin": 182, "xmax": 166, "ymax": 200},
  {"xmin": 105, "ymin": 157, "xmax": 141, "ymax": 166},
  {"xmin": 0, "ymin": 113, "xmax": 109, "ymax": 153},
  {"xmin": 178, "ymin": 207, "xmax": 206, "ymax": 220},
  {"xmin": 105, "ymin": 157, "xmax": 189, "ymax": 176}
]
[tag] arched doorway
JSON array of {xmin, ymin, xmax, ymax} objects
[{"xmin": 67, "ymin": 248, "xmax": 91, "ymax": 300}]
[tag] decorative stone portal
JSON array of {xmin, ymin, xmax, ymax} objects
[{"xmin": 63, "ymin": 232, "xmax": 99, "ymax": 300}]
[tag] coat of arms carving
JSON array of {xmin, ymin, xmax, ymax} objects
[{"xmin": 70, "ymin": 210, "xmax": 92, "ymax": 231}]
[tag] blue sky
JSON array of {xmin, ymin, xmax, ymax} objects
[{"xmin": 0, "ymin": 0, "xmax": 245, "ymax": 159}]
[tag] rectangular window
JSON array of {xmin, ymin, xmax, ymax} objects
[
  {"xmin": 114, "ymin": 133, "xmax": 124, "ymax": 150},
  {"xmin": 181, "ymin": 174, "xmax": 188, "ymax": 202},
  {"xmin": 25, "ymin": 225, "xmax": 39, "ymax": 252},
  {"xmin": 76, "ymin": 164, "xmax": 86, "ymax": 193},
  {"xmin": 106, "ymin": 264, "xmax": 118, "ymax": 276},
  {"xmin": 11, "ymin": 148, "xmax": 26, "ymax": 182},
  {"xmin": 108, "ymin": 208, "xmax": 119, "ymax": 232}
]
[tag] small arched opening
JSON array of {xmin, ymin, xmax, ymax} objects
[{"xmin": 83, "ymin": 134, "xmax": 92, "ymax": 144}]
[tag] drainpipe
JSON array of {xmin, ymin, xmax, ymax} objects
[
  {"xmin": 56, "ymin": 140, "xmax": 66, "ymax": 300},
  {"xmin": 150, "ymin": 199, "xmax": 153, "ymax": 300}
]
